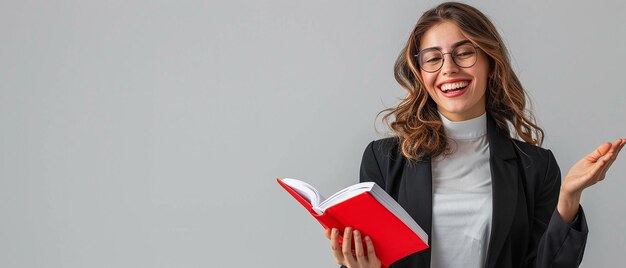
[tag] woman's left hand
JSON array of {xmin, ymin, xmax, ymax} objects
[
  {"xmin": 562, "ymin": 138, "xmax": 625, "ymax": 195},
  {"xmin": 557, "ymin": 138, "xmax": 625, "ymax": 223}
]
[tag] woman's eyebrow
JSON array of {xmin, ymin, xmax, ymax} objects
[{"xmin": 420, "ymin": 39, "xmax": 472, "ymax": 51}]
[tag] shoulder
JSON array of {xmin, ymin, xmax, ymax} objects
[
  {"xmin": 362, "ymin": 136, "xmax": 417, "ymax": 172},
  {"xmin": 365, "ymin": 137, "xmax": 405, "ymax": 162},
  {"xmin": 369, "ymin": 136, "xmax": 400, "ymax": 153},
  {"xmin": 510, "ymin": 138, "xmax": 556, "ymax": 165},
  {"xmin": 361, "ymin": 137, "xmax": 406, "ymax": 173},
  {"xmin": 509, "ymin": 138, "xmax": 560, "ymax": 182},
  {"xmin": 360, "ymin": 137, "xmax": 407, "ymax": 189}
]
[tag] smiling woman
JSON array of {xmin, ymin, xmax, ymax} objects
[
  {"xmin": 382, "ymin": 2, "xmax": 543, "ymax": 162},
  {"xmin": 323, "ymin": 2, "xmax": 626, "ymax": 268},
  {"xmin": 417, "ymin": 23, "xmax": 489, "ymax": 122}
]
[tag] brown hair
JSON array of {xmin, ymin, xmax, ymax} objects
[{"xmin": 379, "ymin": 1, "xmax": 544, "ymax": 161}]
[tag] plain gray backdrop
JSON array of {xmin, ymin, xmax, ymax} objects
[{"xmin": 1, "ymin": 0, "xmax": 625, "ymax": 267}]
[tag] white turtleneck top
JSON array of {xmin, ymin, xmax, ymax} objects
[{"xmin": 430, "ymin": 112, "xmax": 493, "ymax": 268}]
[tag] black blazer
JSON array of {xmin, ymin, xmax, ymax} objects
[{"xmin": 359, "ymin": 116, "xmax": 588, "ymax": 268}]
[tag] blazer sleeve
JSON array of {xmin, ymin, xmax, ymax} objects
[
  {"xmin": 359, "ymin": 141, "xmax": 386, "ymax": 188},
  {"xmin": 530, "ymin": 149, "xmax": 588, "ymax": 268}
]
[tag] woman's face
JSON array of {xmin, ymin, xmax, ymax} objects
[{"xmin": 418, "ymin": 21, "xmax": 490, "ymax": 122}]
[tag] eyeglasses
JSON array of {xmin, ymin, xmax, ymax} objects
[{"xmin": 414, "ymin": 43, "xmax": 480, "ymax": 73}]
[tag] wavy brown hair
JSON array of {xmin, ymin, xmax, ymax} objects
[{"xmin": 379, "ymin": 1, "xmax": 544, "ymax": 161}]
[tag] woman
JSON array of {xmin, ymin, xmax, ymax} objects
[{"xmin": 324, "ymin": 2, "xmax": 625, "ymax": 268}]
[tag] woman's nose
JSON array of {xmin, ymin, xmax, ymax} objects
[{"xmin": 441, "ymin": 54, "xmax": 459, "ymax": 75}]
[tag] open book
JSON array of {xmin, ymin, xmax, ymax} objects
[{"xmin": 277, "ymin": 178, "xmax": 429, "ymax": 267}]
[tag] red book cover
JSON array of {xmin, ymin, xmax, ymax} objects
[{"xmin": 277, "ymin": 178, "xmax": 428, "ymax": 267}]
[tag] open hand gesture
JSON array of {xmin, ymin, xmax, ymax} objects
[
  {"xmin": 562, "ymin": 138, "xmax": 625, "ymax": 195},
  {"xmin": 558, "ymin": 138, "xmax": 625, "ymax": 223}
]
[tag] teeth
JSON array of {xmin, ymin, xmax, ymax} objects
[{"xmin": 440, "ymin": 81, "xmax": 469, "ymax": 92}]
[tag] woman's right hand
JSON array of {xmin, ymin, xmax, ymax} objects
[{"xmin": 324, "ymin": 227, "xmax": 382, "ymax": 268}]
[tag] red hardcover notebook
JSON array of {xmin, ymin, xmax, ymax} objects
[{"xmin": 277, "ymin": 178, "xmax": 428, "ymax": 267}]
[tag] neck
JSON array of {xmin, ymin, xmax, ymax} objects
[{"xmin": 439, "ymin": 111, "xmax": 487, "ymax": 140}]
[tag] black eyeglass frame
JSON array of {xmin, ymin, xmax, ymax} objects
[{"xmin": 413, "ymin": 44, "xmax": 482, "ymax": 73}]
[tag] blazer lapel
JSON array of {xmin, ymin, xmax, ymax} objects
[
  {"xmin": 485, "ymin": 116, "xmax": 519, "ymax": 268},
  {"xmin": 398, "ymin": 156, "xmax": 432, "ymax": 267}
]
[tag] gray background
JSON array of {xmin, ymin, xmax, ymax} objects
[{"xmin": 1, "ymin": 0, "xmax": 625, "ymax": 267}]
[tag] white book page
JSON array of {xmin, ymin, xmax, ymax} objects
[
  {"xmin": 280, "ymin": 179, "xmax": 374, "ymax": 215},
  {"xmin": 317, "ymin": 182, "xmax": 375, "ymax": 211},
  {"xmin": 281, "ymin": 178, "xmax": 325, "ymax": 208}
]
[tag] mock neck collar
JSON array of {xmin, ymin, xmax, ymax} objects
[{"xmin": 439, "ymin": 112, "xmax": 487, "ymax": 140}]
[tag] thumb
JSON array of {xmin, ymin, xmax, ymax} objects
[{"xmin": 586, "ymin": 142, "xmax": 612, "ymax": 163}]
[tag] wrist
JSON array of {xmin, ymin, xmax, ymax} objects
[
  {"xmin": 559, "ymin": 181, "xmax": 582, "ymax": 198},
  {"xmin": 557, "ymin": 187, "xmax": 581, "ymax": 224},
  {"xmin": 559, "ymin": 186, "xmax": 581, "ymax": 203}
]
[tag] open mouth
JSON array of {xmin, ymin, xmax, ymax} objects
[{"xmin": 439, "ymin": 80, "xmax": 470, "ymax": 93}]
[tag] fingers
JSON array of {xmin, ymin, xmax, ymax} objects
[
  {"xmin": 364, "ymin": 235, "xmax": 380, "ymax": 264},
  {"xmin": 353, "ymin": 230, "xmax": 368, "ymax": 267},
  {"xmin": 328, "ymin": 227, "xmax": 381, "ymax": 268},
  {"xmin": 342, "ymin": 227, "xmax": 358, "ymax": 267},
  {"xmin": 597, "ymin": 138, "xmax": 626, "ymax": 181},
  {"xmin": 330, "ymin": 227, "xmax": 360, "ymax": 267},
  {"xmin": 586, "ymin": 142, "xmax": 612, "ymax": 163},
  {"xmin": 330, "ymin": 228, "xmax": 344, "ymax": 265},
  {"xmin": 325, "ymin": 228, "xmax": 331, "ymax": 240}
]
